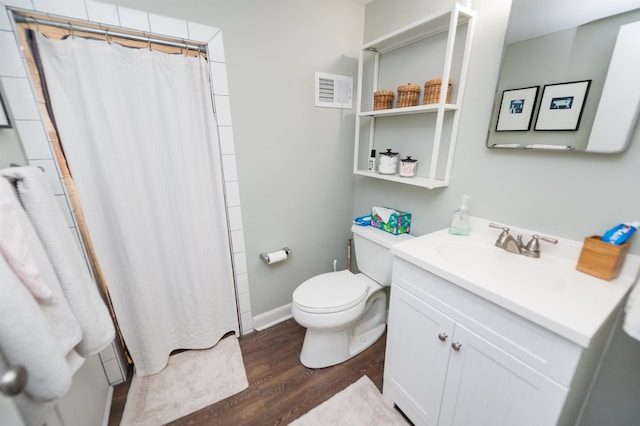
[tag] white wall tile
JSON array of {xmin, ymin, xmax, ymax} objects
[
  {"xmin": 1, "ymin": 77, "xmax": 40, "ymax": 120},
  {"xmin": 85, "ymin": 1, "xmax": 119, "ymax": 26},
  {"xmin": 221, "ymin": 154, "xmax": 238, "ymax": 181},
  {"xmin": 55, "ymin": 194, "xmax": 74, "ymax": 226},
  {"xmin": 231, "ymin": 228, "xmax": 245, "ymax": 253},
  {"xmin": 207, "ymin": 32, "xmax": 226, "ymax": 63},
  {"xmin": 236, "ymin": 271, "xmax": 249, "ymax": 295},
  {"xmin": 98, "ymin": 343, "xmax": 116, "ymax": 362},
  {"xmin": 238, "ymin": 291, "xmax": 251, "ymax": 313},
  {"xmin": 2, "ymin": 0, "xmax": 34, "ymax": 11},
  {"xmin": 210, "ymin": 62, "xmax": 229, "ymax": 96},
  {"xmin": 102, "ymin": 358, "xmax": 125, "ymax": 385},
  {"xmin": 32, "ymin": 0, "xmax": 87, "ymax": 20},
  {"xmin": 27, "ymin": 158, "xmax": 63, "ymax": 194},
  {"xmin": 15, "ymin": 120, "xmax": 51, "ymax": 159},
  {"xmin": 228, "ymin": 205, "xmax": 243, "ymax": 231},
  {"xmin": 225, "ymin": 180, "xmax": 240, "ymax": 206},
  {"xmin": 233, "ymin": 251, "xmax": 247, "ymax": 274},
  {"xmin": 187, "ymin": 21, "xmax": 218, "ymax": 43},
  {"xmin": 117, "ymin": 6, "xmax": 149, "ymax": 32},
  {"xmin": 148, "ymin": 13, "xmax": 187, "ymax": 39},
  {"xmin": 240, "ymin": 311, "xmax": 253, "ymax": 333},
  {"xmin": 0, "ymin": 7, "xmax": 12, "ymax": 31},
  {"xmin": 0, "ymin": 31, "xmax": 26, "ymax": 78},
  {"xmin": 214, "ymin": 95, "xmax": 232, "ymax": 125},
  {"xmin": 218, "ymin": 126, "xmax": 234, "ymax": 155}
]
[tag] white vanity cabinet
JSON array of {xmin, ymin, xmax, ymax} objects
[
  {"xmin": 353, "ymin": 3, "xmax": 475, "ymax": 189},
  {"xmin": 384, "ymin": 258, "xmax": 620, "ymax": 426}
]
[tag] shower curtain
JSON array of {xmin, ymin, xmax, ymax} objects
[{"xmin": 35, "ymin": 33, "xmax": 239, "ymax": 376}]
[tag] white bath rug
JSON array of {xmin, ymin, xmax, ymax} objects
[
  {"xmin": 120, "ymin": 335, "xmax": 248, "ymax": 425},
  {"xmin": 289, "ymin": 375, "xmax": 409, "ymax": 425}
]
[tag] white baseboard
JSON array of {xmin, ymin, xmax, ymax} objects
[{"xmin": 252, "ymin": 303, "xmax": 293, "ymax": 331}]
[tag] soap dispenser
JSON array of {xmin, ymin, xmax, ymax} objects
[{"xmin": 449, "ymin": 195, "xmax": 471, "ymax": 235}]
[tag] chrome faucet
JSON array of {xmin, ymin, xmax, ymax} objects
[{"xmin": 489, "ymin": 223, "xmax": 557, "ymax": 258}]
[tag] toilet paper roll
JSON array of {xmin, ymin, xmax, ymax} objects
[{"xmin": 267, "ymin": 250, "xmax": 288, "ymax": 264}]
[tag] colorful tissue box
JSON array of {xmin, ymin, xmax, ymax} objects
[{"xmin": 371, "ymin": 208, "xmax": 411, "ymax": 235}]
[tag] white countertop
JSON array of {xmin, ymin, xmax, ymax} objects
[{"xmin": 391, "ymin": 217, "xmax": 640, "ymax": 347}]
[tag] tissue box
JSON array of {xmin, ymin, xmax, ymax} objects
[
  {"xmin": 371, "ymin": 208, "xmax": 411, "ymax": 235},
  {"xmin": 576, "ymin": 235, "xmax": 630, "ymax": 281}
]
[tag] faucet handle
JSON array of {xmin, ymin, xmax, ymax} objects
[
  {"xmin": 489, "ymin": 223, "xmax": 509, "ymax": 232},
  {"xmin": 489, "ymin": 223, "xmax": 512, "ymax": 249},
  {"xmin": 524, "ymin": 235, "xmax": 558, "ymax": 257}
]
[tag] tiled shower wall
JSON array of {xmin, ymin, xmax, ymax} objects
[{"xmin": 0, "ymin": 0, "xmax": 252, "ymax": 385}]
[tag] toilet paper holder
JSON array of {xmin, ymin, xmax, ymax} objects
[{"xmin": 259, "ymin": 247, "xmax": 292, "ymax": 264}]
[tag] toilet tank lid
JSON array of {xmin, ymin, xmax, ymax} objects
[{"xmin": 351, "ymin": 224, "xmax": 413, "ymax": 248}]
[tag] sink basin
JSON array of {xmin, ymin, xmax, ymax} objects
[{"xmin": 436, "ymin": 241, "xmax": 566, "ymax": 292}]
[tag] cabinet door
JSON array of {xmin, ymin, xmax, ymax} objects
[
  {"xmin": 384, "ymin": 285, "xmax": 455, "ymax": 426},
  {"xmin": 439, "ymin": 323, "xmax": 568, "ymax": 426}
]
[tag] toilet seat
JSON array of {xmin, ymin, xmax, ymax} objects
[{"xmin": 293, "ymin": 270, "xmax": 368, "ymax": 314}]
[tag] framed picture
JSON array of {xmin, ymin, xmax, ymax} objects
[
  {"xmin": 0, "ymin": 94, "xmax": 10, "ymax": 128},
  {"xmin": 534, "ymin": 80, "xmax": 591, "ymax": 131},
  {"xmin": 495, "ymin": 86, "xmax": 539, "ymax": 131}
]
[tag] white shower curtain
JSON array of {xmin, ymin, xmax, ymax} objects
[{"xmin": 35, "ymin": 33, "xmax": 239, "ymax": 376}]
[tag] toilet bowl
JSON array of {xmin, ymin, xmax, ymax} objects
[{"xmin": 291, "ymin": 224, "xmax": 413, "ymax": 369}]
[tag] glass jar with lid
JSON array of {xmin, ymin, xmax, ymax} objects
[
  {"xmin": 378, "ymin": 149, "xmax": 399, "ymax": 174},
  {"xmin": 399, "ymin": 156, "xmax": 418, "ymax": 177}
]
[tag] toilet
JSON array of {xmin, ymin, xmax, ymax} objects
[{"xmin": 291, "ymin": 224, "xmax": 413, "ymax": 368}]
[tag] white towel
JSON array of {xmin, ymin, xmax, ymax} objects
[
  {"xmin": 1, "ymin": 166, "xmax": 115, "ymax": 357},
  {"xmin": 372, "ymin": 206, "xmax": 397, "ymax": 223},
  {"xmin": 0, "ymin": 252, "xmax": 74, "ymax": 401},
  {"xmin": 0, "ymin": 177, "xmax": 84, "ymax": 402},
  {"xmin": 624, "ymin": 283, "xmax": 640, "ymax": 341},
  {"xmin": 0, "ymin": 177, "xmax": 53, "ymax": 301}
]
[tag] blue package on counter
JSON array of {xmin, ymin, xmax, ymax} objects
[
  {"xmin": 354, "ymin": 215, "xmax": 372, "ymax": 226},
  {"xmin": 602, "ymin": 222, "xmax": 639, "ymax": 245}
]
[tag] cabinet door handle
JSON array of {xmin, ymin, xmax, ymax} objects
[
  {"xmin": 438, "ymin": 332, "xmax": 448, "ymax": 342},
  {"xmin": 451, "ymin": 342, "xmax": 462, "ymax": 351}
]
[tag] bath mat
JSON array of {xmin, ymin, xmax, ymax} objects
[
  {"xmin": 120, "ymin": 335, "xmax": 248, "ymax": 425},
  {"xmin": 289, "ymin": 375, "xmax": 408, "ymax": 425}
]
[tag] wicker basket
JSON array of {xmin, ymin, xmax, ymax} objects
[
  {"xmin": 396, "ymin": 83, "xmax": 421, "ymax": 108},
  {"xmin": 373, "ymin": 90, "xmax": 394, "ymax": 110},
  {"xmin": 423, "ymin": 78, "xmax": 452, "ymax": 104}
]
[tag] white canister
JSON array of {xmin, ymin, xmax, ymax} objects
[
  {"xmin": 378, "ymin": 149, "xmax": 399, "ymax": 174},
  {"xmin": 399, "ymin": 156, "xmax": 418, "ymax": 177}
]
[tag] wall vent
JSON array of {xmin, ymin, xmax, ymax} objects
[{"xmin": 315, "ymin": 72, "xmax": 353, "ymax": 109}]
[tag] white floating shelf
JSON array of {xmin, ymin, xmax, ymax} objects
[{"xmin": 355, "ymin": 170, "xmax": 448, "ymax": 189}]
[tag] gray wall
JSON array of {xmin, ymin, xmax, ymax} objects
[{"xmin": 362, "ymin": 0, "xmax": 640, "ymax": 424}]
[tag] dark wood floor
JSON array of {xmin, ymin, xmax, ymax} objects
[{"xmin": 108, "ymin": 318, "xmax": 387, "ymax": 425}]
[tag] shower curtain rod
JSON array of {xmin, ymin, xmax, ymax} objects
[{"xmin": 13, "ymin": 14, "xmax": 208, "ymax": 53}]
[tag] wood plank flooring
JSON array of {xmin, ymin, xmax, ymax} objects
[{"xmin": 108, "ymin": 318, "xmax": 388, "ymax": 425}]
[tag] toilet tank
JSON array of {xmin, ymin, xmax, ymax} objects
[{"xmin": 351, "ymin": 224, "xmax": 413, "ymax": 285}]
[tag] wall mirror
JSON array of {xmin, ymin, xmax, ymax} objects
[{"xmin": 486, "ymin": 0, "xmax": 640, "ymax": 153}]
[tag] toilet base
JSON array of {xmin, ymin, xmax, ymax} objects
[
  {"xmin": 299, "ymin": 323, "xmax": 386, "ymax": 369},
  {"xmin": 298, "ymin": 290, "xmax": 387, "ymax": 369}
]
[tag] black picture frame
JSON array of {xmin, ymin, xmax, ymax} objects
[
  {"xmin": 534, "ymin": 80, "xmax": 591, "ymax": 131},
  {"xmin": 495, "ymin": 86, "xmax": 539, "ymax": 132}
]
